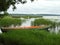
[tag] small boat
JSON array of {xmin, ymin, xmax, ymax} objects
[{"xmin": 1, "ymin": 25, "xmax": 51, "ymax": 32}]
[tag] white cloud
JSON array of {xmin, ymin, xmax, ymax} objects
[{"xmin": 8, "ymin": 0, "xmax": 60, "ymax": 14}]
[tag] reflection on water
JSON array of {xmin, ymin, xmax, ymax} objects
[
  {"xmin": 20, "ymin": 18, "xmax": 36, "ymax": 27},
  {"xmin": 49, "ymin": 26, "xmax": 60, "ymax": 34},
  {"xmin": 0, "ymin": 17, "xmax": 60, "ymax": 34},
  {"xmin": 43, "ymin": 16, "xmax": 60, "ymax": 34},
  {"xmin": 0, "ymin": 29, "xmax": 2, "ymax": 34},
  {"xmin": 20, "ymin": 17, "xmax": 60, "ymax": 34}
]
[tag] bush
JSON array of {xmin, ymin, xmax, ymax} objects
[
  {"xmin": 32, "ymin": 19, "xmax": 54, "ymax": 26},
  {"xmin": 0, "ymin": 16, "xmax": 21, "ymax": 27},
  {"xmin": 0, "ymin": 29, "xmax": 60, "ymax": 45}
]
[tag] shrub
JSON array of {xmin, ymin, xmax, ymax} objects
[
  {"xmin": 32, "ymin": 19, "xmax": 54, "ymax": 26},
  {"xmin": 0, "ymin": 16, "xmax": 21, "ymax": 27}
]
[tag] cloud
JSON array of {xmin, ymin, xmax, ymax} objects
[
  {"xmin": 47, "ymin": 0, "xmax": 60, "ymax": 1},
  {"xmin": 7, "ymin": 0, "xmax": 60, "ymax": 14}
]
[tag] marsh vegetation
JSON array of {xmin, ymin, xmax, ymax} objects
[{"xmin": 0, "ymin": 15, "xmax": 60, "ymax": 45}]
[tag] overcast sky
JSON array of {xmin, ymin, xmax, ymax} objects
[{"xmin": 7, "ymin": 0, "xmax": 60, "ymax": 14}]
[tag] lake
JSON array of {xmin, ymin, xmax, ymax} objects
[{"xmin": 0, "ymin": 16, "xmax": 60, "ymax": 34}]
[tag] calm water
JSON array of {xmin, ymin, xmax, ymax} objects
[
  {"xmin": 43, "ymin": 16, "xmax": 60, "ymax": 34},
  {"xmin": 0, "ymin": 29, "xmax": 2, "ymax": 34},
  {"xmin": 0, "ymin": 16, "xmax": 60, "ymax": 34},
  {"xmin": 20, "ymin": 17, "xmax": 60, "ymax": 34},
  {"xmin": 20, "ymin": 18, "xmax": 36, "ymax": 27}
]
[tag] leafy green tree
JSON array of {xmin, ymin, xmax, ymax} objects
[{"xmin": 0, "ymin": 0, "xmax": 34, "ymax": 13}]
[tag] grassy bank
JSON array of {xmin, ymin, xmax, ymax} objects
[{"xmin": 0, "ymin": 29, "xmax": 60, "ymax": 45}]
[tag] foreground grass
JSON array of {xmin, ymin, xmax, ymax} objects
[{"xmin": 0, "ymin": 29, "xmax": 60, "ymax": 45}]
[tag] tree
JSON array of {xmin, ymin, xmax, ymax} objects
[{"xmin": 0, "ymin": 0, "xmax": 34, "ymax": 13}]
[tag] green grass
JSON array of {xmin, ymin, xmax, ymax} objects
[
  {"xmin": 32, "ymin": 18, "xmax": 55, "ymax": 26},
  {"xmin": 0, "ymin": 29, "xmax": 60, "ymax": 45},
  {"xmin": 0, "ymin": 16, "xmax": 21, "ymax": 27}
]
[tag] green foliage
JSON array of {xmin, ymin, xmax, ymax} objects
[
  {"xmin": 0, "ymin": 13, "xmax": 9, "ymax": 18},
  {"xmin": 0, "ymin": 29, "xmax": 60, "ymax": 45},
  {"xmin": 0, "ymin": 16, "xmax": 21, "ymax": 27},
  {"xmin": 0, "ymin": 0, "xmax": 34, "ymax": 12},
  {"xmin": 33, "ymin": 19, "xmax": 54, "ymax": 26}
]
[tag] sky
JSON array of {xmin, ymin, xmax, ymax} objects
[{"xmin": 7, "ymin": 0, "xmax": 60, "ymax": 14}]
